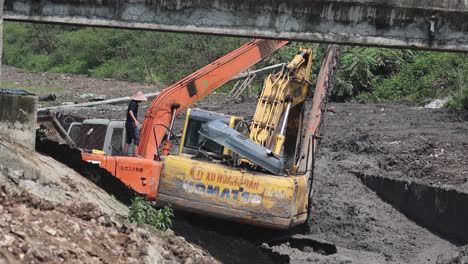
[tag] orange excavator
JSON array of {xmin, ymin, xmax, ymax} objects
[{"xmin": 82, "ymin": 39, "xmax": 340, "ymax": 229}]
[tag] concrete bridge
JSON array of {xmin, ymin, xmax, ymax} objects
[{"xmin": 2, "ymin": 0, "xmax": 468, "ymax": 52}]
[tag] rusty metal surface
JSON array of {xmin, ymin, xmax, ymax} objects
[
  {"xmin": 298, "ymin": 45, "xmax": 340, "ymax": 174},
  {"xmin": 36, "ymin": 115, "xmax": 75, "ymax": 146}
]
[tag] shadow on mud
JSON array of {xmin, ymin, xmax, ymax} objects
[{"xmin": 172, "ymin": 211, "xmax": 336, "ymax": 264}]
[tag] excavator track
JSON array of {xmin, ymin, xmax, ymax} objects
[{"xmin": 36, "ymin": 139, "xmax": 137, "ymax": 205}]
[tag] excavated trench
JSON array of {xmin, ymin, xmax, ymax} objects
[{"xmin": 356, "ymin": 173, "xmax": 468, "ymax": 245}]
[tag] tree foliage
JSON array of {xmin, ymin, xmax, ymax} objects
[
  {"xmin": 4, "ymin": 22, "xmax": 247, "ymax": 85},
  {"xmin": 4, "ymin": 22, "xmax": 467, "ymax": 109}
]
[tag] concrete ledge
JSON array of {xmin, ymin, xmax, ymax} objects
[
  {"xmin": 0, "ymin": 90, "xmax": 37, "ymax": 150},
  {"xmin": 4, "ymin": 0, "xmax": 468, "ymax": 51},
  {"xmin": 356, "ymin": 173, "xmax": 468, "ymax": 244}
]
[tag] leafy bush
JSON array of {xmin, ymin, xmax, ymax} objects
[
  {"xmin": 370, "ymin": 51, "xmax": 467, "ymax": 104},
  {"xmin": 128, "ymin": 196, "xmax": 174, "ymax": 231},
  {"xmin": 446, "ymin": 87, "xmax": 468, "ymax": 110},
  {"xmin": 331, "ymin": 47, "xmax": 411, "ymax": 102}
]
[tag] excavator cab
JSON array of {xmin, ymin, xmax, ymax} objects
[{"xmin": 179, "ymin": 108, "xmax": 243, "ymax": 157}]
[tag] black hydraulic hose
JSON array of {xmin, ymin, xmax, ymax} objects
[
  {"xmin": 152, "ymin": 122, "xmax": 181, "ymax": 160},
  {"xmin": 155, "ymin": 123, "xmax": 180, "ymax": 146}
]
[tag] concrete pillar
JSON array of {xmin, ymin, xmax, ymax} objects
[
  {"xmin": 0, "ymin": 0, "xmax": 3, "ymax": 79},
  {"xmin": 0, "ymin": 90, "xmax": 38, "ymax": 150}
]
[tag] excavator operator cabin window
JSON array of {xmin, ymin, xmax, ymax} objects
[
  {"xmin": 110, "ymin": 128, "xmax": 123, "ymax": 155},
  {"xmin": 184, "ymin": 119, "xmax": 223, "ymax": 155}
]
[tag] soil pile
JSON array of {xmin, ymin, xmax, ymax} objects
[
  {"xmin": 0, "ymin": 185, "xmax": 163, "ymax": 263},
  {"xmin": 321, "ymin": 103, "xmax": 468, "ymax": 189},
  {"xmin": 0, "ymin": 185, "xmax": 218, "ymax": 264},
  {"xmin": 0, "ymin": 139, "xmax": 218, "ymax": 264}
]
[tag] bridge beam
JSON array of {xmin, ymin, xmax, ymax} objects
[{"xmin": 3, "ymin": 0, "xmax": 468, "ymax": 52}]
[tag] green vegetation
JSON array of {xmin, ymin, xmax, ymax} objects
[
  {"xmin": 0, "ymin": 80, "xmax": 62, "ymax": 93},
  {"xmin": 446, "ymin": 71, "xmax": 468, "ymax": 110},
  {"xmin": 4, "ymin": 22, "xmax": 468, "ymax": 109},
  {"xmin": 35, "ymin": 125, "xmax": 48, "ymax": 145},
  {"xmin": 128, "ymin": 196, "xmax": 174, "ymax": 231},
  {"xmin": 4, "ymin": 22, "xmax": 246, "ymax": 85}
]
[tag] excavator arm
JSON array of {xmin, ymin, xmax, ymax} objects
[
  {"xmin": 81, "ymin": 43, "xmax": 340, "ymax": 229},
  {"xmin": 138, "ymin": 39, "xmax": 288, "ymax": 160},
  {"xmin": 82, "ymin": 39, "xmax": 288, "ymax": 200},
  {"xmin": 249, "ymin": 47, "xmax": 313, "ymax": 157}
]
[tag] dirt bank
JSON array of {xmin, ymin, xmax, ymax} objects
[
  {"xmin": 0, "ymin": 139, "xmax": 218, "ymax": 264},
  {"xmin": 323, "ymin": 103, "xmax": 468, "ymax": 190}
]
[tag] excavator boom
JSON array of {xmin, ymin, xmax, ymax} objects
[
  {"xmin": 139, "ymin": 39, "xmax": 288, "ymax": 160},
  {"xmin": 82, "ymin": 39, "xmax": 288, "ymax": 200}
]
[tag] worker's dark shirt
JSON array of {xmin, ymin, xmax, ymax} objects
[{"xmin": 126, "ymin": 100, "xmax": 139, "ymax": 124}]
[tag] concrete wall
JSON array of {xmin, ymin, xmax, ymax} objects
[
  {"xmin": 3, "ymin": 0, "xmax": 468, "ymax": 52},
  {"xmin": 0, "ymin": 91, "xmax": 37, "ymax": 150}
]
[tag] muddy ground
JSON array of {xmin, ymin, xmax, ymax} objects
[
  {"xmin": 1, "ymin": 65, "xmax": 160, "ymax": 107},
  {"xmin": 4, "ymin": 66, "xmax": 468, "ymax": 263},
  {"xmin": 165, "ymin": 101, "xmax": 468, "ymax": 264}
]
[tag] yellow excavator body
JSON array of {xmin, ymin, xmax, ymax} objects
[
  {"xmin": 155, "ymin": 47, "xmax": 316, "ymax": 229},
  {"xmin": 158, "ymin": 155, "xmax": 309, "ymax": 229}
]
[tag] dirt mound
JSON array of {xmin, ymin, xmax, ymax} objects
[
  {"xmin": 35, "ymin": 139, "xmax": 137, "ymax": 205},
  {"xmin": 331, "ymin": 132, "xmax": 382, "ymax": 154},
  {"xmin": 0, "ymin": 139, "xmax": 128, "ymax": 216},
  {"xmin": 0, "ymin": 185, "xmax": 217, "ymax": 264},
  {"xmin": 0, "ymin": 139, "xmax": 218, "ymax": 263},
  {"xmin": 0, "ymin": 185, "xmax": 162, "ymax": 263},
  {"xmin": 437, "ymin": 245, "xmax": 468, "ymax": 264},
  {"xmin": 322, "ymin": 103, "xmax": 468, "ymax": 189}
]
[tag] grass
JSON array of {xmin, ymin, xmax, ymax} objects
[{"xmin": 0, "ymin": 80, "xmax": 62, "ymax": 94}]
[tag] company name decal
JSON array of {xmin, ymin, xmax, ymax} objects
[
  {"xmin": 183, "ymin": 166, "xmax": 263, "ymax": 205},
  {"xmin": 182, "ymin": 181, "xmax": 263, "ymax": 205},
  {"xmin": 189, "ymin": 166, "xmax": 260, "ymax": 190}
]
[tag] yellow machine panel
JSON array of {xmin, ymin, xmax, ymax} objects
[{"xmin": 157, "ymin": 155, "xmax": 310, "ymax": 229}]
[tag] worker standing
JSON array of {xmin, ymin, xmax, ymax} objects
[{"xmin": 124, "ymin": 91, "xmax": 147, "ymax": 156}]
